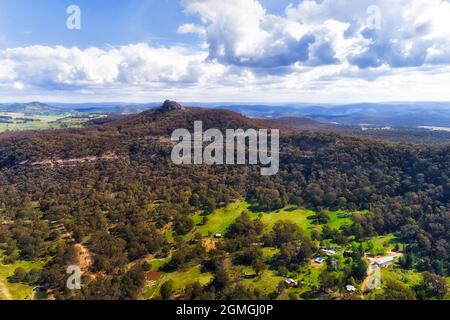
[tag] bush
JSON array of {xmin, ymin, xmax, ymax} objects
[{"xmin": 9, "ymin": 267, "xmax": 27, "ymax": 283}]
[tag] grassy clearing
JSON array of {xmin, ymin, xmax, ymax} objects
[
  {"xmin": 240, "ymin": 269, "xmax": 285, "ymax": 296},
  {"xmin": 0, "ymin": 113, "xmax": 64, "ymax": 132},
  {"xmin": 327, "ymin": 210, "xmax": 353, "ymax": 229},
  {"xmin": 280, "ymin": 265, "xmax": 324, "ymax": 300},
  {"xmin": 0, "ymin": 112, "xmax": 106, "ymax": 133},
  {"xmin": 143, "ymin": 264, "xmax": 213, "ymax": 300},
  {"xmin": 359, "ymin": 234, "xmax": 399, "ymax": 256},
  {"xmin": 193, "ymin": 201, "xmax": 253, "ymax": 237},
  {"xmin": 148, "ymin": 257, "xmax": 171, "ymax": 271},
  {"xmin": 0, "ymin": 250, "xmax": 44, "ymax": 300},
  {"xmin": 193, "ymin": 200, "xmax": 318, "ymax": 237},
  {"xmin": 259, "ymin": 206, "xmax": 315, "ymax": 234},
  {"xmin": 297, "ymin": 264, "xmax": 323, "ymax": 289},
  {"xmin": 165, "ymin": 230, "xmax": 175, "ymax": 244},
  {"xmin": 261, "ymin": 247, "xmax": 279, "ymax": 260},
  {"xmin": 394, "ymin": 269, "xmax": 423, "ymax": 287}
]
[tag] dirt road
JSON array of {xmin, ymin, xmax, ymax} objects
[{"xmin": 0, "ymin": 279, "xmax": 12, "ymax": 300}]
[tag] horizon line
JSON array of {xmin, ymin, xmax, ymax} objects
[{"xmin": 3, "ymin": 100, "xmax": 450, "ymax": 106}]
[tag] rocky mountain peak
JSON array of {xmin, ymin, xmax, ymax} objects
[{"xmin": 161, "ymin": 100, "xmax": 184, "ymax": 112}]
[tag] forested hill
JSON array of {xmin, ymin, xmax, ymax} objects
[
  {"xmin": 0, "ymin": 103, "xmax": 313, "ymax": 166},
  {"xmin": 0, "ymin": 102, "xmax": 448, "ymax": 299}
]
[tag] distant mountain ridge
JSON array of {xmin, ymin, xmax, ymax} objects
[
  {"xmin": 3, "ymin": 101, "xmax": 450, "ymax": 127},
  {"xmin": 209, "ymin": 102, "xmax": 450, "ymax": 127}
]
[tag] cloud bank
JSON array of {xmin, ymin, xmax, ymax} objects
[{"xmin": 1, "ymin": 0, "xmax": 450, "ymax": 102}]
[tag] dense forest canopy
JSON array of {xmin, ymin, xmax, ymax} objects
[{"xmin": 0, "ymin": 104, "xmax": 448, "ymax": 300}]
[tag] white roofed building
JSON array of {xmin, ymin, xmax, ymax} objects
[{"xmin": 373, "ymin": 256, "xmax": 395, "ymax": 268}]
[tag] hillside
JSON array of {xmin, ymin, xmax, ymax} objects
[
  {"xmin": 110, "ymin": 104, "xmax": 271, "ymax": 134},
  {"xmin": 0, "ymin": 101, "xmax": 448, "ymax": 300}
]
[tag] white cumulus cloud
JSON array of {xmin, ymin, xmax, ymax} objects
[
  {"xmin": 2, "ymin": 0, "xmax": 450, "ymax": 102},
  {"xmin": 177, "ymin": 23, "xmax": 207, "ymax": 36},
  {"xmin": 181, "ymin": 0, "xmax": 357, "ymax": 69},
  {"xmin": 0, "ymin": 43, "xmax": 226, "ymax": 90}
]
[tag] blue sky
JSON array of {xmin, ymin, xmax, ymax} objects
[
  {"xmin": 0, "ymin": 0, "xmax": 189, "ymax": 48},
  {"xmin": 0, "ymin": 0, "xmax": 292, "ymax": 49},
  {"xmin": 1, "ymin": 0, "xmax": 450, "ymax": 103}
]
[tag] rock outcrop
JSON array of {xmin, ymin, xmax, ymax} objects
[{"xmin": 161, "ymin": 100, "xmax": 184, "ymax": 112}]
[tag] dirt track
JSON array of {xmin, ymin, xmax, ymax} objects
[{"xmin": 0, "ymin": 279, "xmax": 12, "ymax": 300}]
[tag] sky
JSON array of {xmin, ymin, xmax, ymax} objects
[{"xmin": 1, "ymin": 0, "xmax": 450, "ymax": 103}]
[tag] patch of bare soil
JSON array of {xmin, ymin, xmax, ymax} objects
[
  {"xmin": 75, "ymin": 243, "xmax": 93, "ymax": 275},
  {"xmin": 0, "ymin": 278, "xmax": 12, "ymax": 300},
  {"xmin": 22, "ymin": 152, "xmax": 123, "ymax": 168},
  {"xmin": 202, "ymin": 239, "xmax": 218, "ymax": 252}
]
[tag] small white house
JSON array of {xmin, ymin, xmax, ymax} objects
[
  {"xmin": 315, "ymin": 257, "xmax": 325, "ymax": 264},
  {"xmin": 285, "ymin": 278, "xmax": 298, "ymax": 287},
  {"xmin": 346, "ymin": 285, "xmax": 357, "ymax": 292},
  {"xmin": 321, "ymin": 249, "xmax": 337, "ymax": 256},
  {"xmin": 214, "ymin": 233, "xmax": 223, "ymax": 239}
]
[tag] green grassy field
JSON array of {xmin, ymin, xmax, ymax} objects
[
  {"xmin": 297, "ymin": 265, "xmax": 323, "ymax": 288},
  {"xmin": 394, "ymin": 269, "xmax": 423, "ymax": 287},
  {"xmin": 259, "ymin": 206, "xmax": 316, "ymax": 234},
  {"xmin": 0, "ymin": 112, "xmax": 106, "ymax": 133},
  {"xmin": 273, "ymin": 264, "xmax": 325, "ymax": 300},
  {"xmin": 193, "ymin": 200, "xmax": 253, "ymax": 236},
  {"xmin": 143, "ymin": 264, "xmax": 213, "ymax": 300},
  {"xmin": 240, "ymin": 268, "xmax": 285, "ymax": 296},
  {"xmin": 0, "ymin": 112, "xmax": 65, "ymax": 132},
  {"xmin": 0, "ymin": 250, "xmax": 45, "ymax": 300},
  {"xmin": 327, "ymin": 210, "xmax": 353, "ymax": 229},
  {"xmin": 358, "ymin": 234, "xmax": 400, "ymax": 256},
  {"xmin": 261, "ymin": 247, "xmax": 279, "ymax": 260},
  {"xmin": 148, "ymin": 256, "xmax": 171, "ymax": 271},
  {"xmin": 193, "ymin": 200, "xmax": 319, "ymax": 237}
]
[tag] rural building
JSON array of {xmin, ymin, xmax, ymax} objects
[
  {"xmin": 321, "ymin": 249, "xmax": 337, "ymax": 256},
  {"xmin": 373, "ymin": 256, "xmax": 395, "ymax": 268},
  {"xmin": 214, "ymin": 233, "xmax": 223, "ymax": 239},
  {"xmin": 315, "ymin": 257, "xmax": 325, "ymax": 264},
  {"xmin": 346, "ymin": 285, "xmax": 357, "ymax": 292},
  {"xmin": 284, "ymin": 278, "xmax": 298, "ymax": 287}
]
